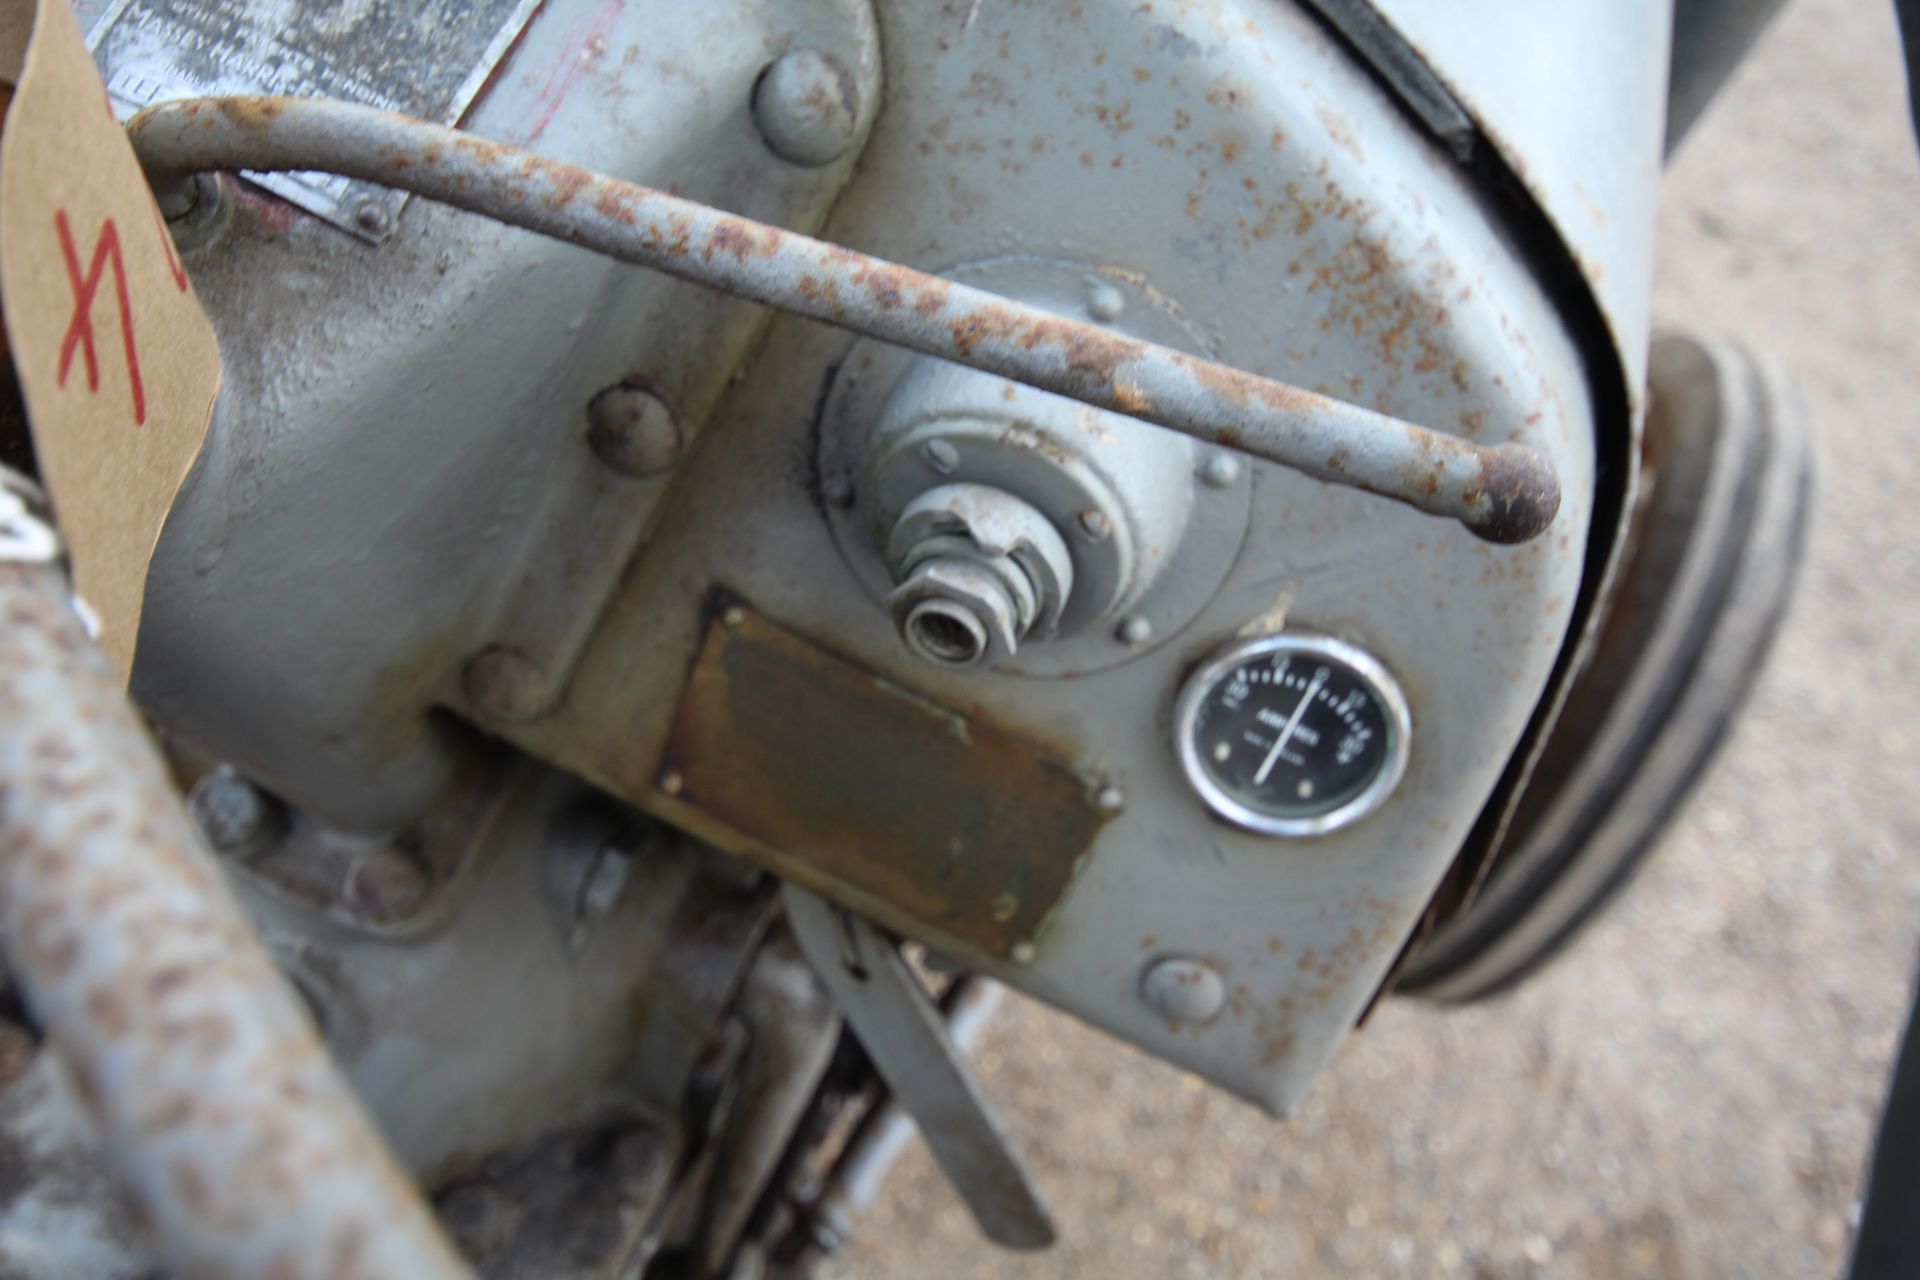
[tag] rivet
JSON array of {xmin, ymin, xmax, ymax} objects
[
  {"xmin": 586, "ymin": 383, "xmax": 682, "ymax": 477},
  {"xmin": 354, "ymin": 199, "xmax": 390, "ymax": 235},
  {"xmin": 1096, "ymin": 785, "xmax": 1125, "ymax": 814},
  {"xmin": 658, "ymin": 769, "xmax": 685, "ymax": 797},
  {"xmin": 922, "ymin": 439, "xmax": 960, "ymax": 474},
  {"xmin": 1088, "ymin": 282, "xmax": 1126, "ymax": 323},
  {"xmin": 1010, "ymin": 942, "xmax": 1037, "ymax": 965},
  {"xmin": 753, "ymin": 50, "xmax": 861, "ymax": 167},
  {"xmin": 463, "ymin": 645, "xmax": 553, "ymax": 724},
  {"xmin": 1201, "ymin": 452, "xmax": 1243, "ymax": 488},
  {"xmin": 822, "ymin": 473, "xmax": 856, "ymax": 508},
  {"xmin": 1140, "ymin": 956, "xmax": 1227, "ymax": 1026},
  {"xmin": 1117, "ymin": 616, "xmax": 1153, "ymax": 646},
  {"xmin": 722, "ymin": 605, "xmax": 747, "ymax": 628},
  {"xmin": 991, "ymin": 892, "xmax": 1020, "ymax": 922},
  {"xmin": 1077, "ymin": 509, "xmax": 1113, "ymax": 541}
]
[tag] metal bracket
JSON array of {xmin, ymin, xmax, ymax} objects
[{"xmin": 782, "ymin": 884, "xmax": 1055, "ymax": 1250}]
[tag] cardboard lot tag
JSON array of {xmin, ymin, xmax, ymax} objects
[{"xmin": 0, "ymin": 0, "xmax": 219, "ymax": 681}]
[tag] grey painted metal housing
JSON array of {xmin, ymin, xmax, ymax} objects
[{"xmin": 113, "ymin": 0, "xmax": 1654, "ymax": 1127}]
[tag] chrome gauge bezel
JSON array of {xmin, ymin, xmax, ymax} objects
[{"xmin": 1172, "ymin": 632, "xmax": 1413, "ymax": 838}]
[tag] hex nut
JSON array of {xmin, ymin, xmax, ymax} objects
[
  {"xmin": 889, "ymin": 556, "xmax": 1023, "ymax": 669},
  {"xmin": 586, "ymin": 383, "xmax": 681, "ymax": 477},
  {"xmin": 887, "ymin": 484, "xmax": 1075, "ymax": 636},
  {"xmin": 753, "ymin": 50, "xmax": 860, "ymax": 167},
  {"xmin": 1140, "ymin": 956, "xmax": 1227, "ymax": 1026}
]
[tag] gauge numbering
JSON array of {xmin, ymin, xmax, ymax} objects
[{"xmin": 1174, "ymin": 633, "xmax": 1411, "ymax": 837}]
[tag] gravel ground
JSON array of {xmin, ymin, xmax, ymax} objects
[{"xmin": 831, "ymin": 3, "xmax": 1920, "ymax": 1276}]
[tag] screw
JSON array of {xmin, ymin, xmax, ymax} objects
[
  {"xmin": 922, "ymin": 439, "xmax": 960, "ymax": 474},
  {"xmin": 1117, "ymin": 615, "xmax": 1153, "ymax": 646},
  {"xmin": 187, "ymin": 768, "xmax": 283, "ymax": 858},
  {"xmin": 1088, "ymin": 282, "xmax": 1126, "ymax": 323},
  {"xmin": 353, "ymin": 198, "xmax": 390, "ymax": 235},
  {"xmin": 1201, "ymin": 452, "xmax": 1243, "ymax": 488},
  {"xmin": 658, "ymin": 769, "xmax": 685, "ymax": 797},
  {"xmin": 342, "ymin": 843, "xmax": 432, "ymax": 925},
  {"xmin": 1077, "ymin": 509, "xmax": 1113, "ymax": 541},
  {"xmin": 586, "ymin": 382, "xmax": 681, "ymax": 477},
  {"xmin": 1096, "ymin": 785, "xmax": 1126, "ymax": 814},
  {"xmin": 753, "ymin": 50, "xmax": 861, "ymax": 167},
  {"xmin": 1139, "ymin": 956, "xmax": 1227, "ymax": 1025},
  {"xmin": 463, "ymin": 645, "xmax": 553, "ymax": 724}
]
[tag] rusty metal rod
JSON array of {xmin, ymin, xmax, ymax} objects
[
  {"xmin": 127, "ymin": 96, "xmax": 1561, "ymax": 544},
  {"xmin": 0, "ymin": 478, "xmax": 472, "ymax": 1279}
]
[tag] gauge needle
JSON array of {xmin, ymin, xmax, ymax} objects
[{"xmin": 1254, "ymin": 668, "xmax": 1327, "ymax": 787}]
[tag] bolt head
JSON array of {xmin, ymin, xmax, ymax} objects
[
  {"xmin": 1087, "ymin": 282, "xmax": 1126, "ymax": 323},
  {"xmin": 921, "ymin": 439, "xmax": 961, "ymax": 474},
  {"xmin": 342, "ymin": 843, "xmax": 432, "ymax": 926},
  {"xmin": 753, "ymin": 50, "xmax": 861, "ymax": 167},
  {"xmin": 586, "ymin": 383, "xmax": 681, "ymax": 477},
  {"xmin": 609, "ymin": 1127, "xmax": 664, "ymax": 1184},
  {"xmin": 187, "ymin": 768, "xmax": 282, "ymax": 858},
  {"xmin": 822, "ymin": 473, "xmax": 856, "ymax": 508},
  {"xmin": 1140, "ymin": 956, "xmax": 1227, "ymax": 1026},
  {"xmin": 439, "ymin": 1182, "xmax": 514, "ymax": 1255},
  {"xmin": 1201, "ymin": 451, "xmax": 1243, "ymax": 488},
  {"xmin": 1077, "ymin": 509, "xmax": 1113, "ymax": 541},
  {"xmin": 463, "ymin": 645, "xmax": 553, "ymax": 724}
]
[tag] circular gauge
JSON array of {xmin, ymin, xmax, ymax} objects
[{"xmin": 1174, "ymin": 633, "xmax": 1411, "ymax": 837}]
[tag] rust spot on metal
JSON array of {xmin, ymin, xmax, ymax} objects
[
  {"xmin": 658, "ymin": 597, "xmax": 1109, "ymax": 959},
  {"xmin": 704, "ymin": 221, "xmax": 781, "ymax": 262},
  {"xmin": 542, "ymin": 164, "xmax": 591, "ymax": 210},
  {"xmin": 592, "ymin": 187, "xmax": 637, "ymax": 227},
  {"xmin": 214, "ymin": 97, "xmax": 284, "ymax": 124},
  {"xmin": 1467, "ymin": 441, "xmax": 1563, "ymax": 545}
]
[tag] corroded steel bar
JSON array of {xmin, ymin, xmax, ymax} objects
[
  {"xmin": 0, "ymin": 483, "xmax": 472, "ymax": 1279},
  {"xmin": 128, "ymin": 96, "xmax": 1561, "ymax": 543}
]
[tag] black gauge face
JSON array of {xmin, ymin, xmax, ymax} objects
[{"xmin": 1175, "ymin": 635, "xmax": 1410, "ymax": 837}]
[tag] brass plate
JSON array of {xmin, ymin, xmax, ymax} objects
[{"xmin": 658, "ymin": 598, "xmax": 1108, "ymax": 960}]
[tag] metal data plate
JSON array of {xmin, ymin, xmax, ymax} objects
[
  {"xmin": 81, "ymin": 0, "xmax": 541, "ymax": 241},
  {"xmin": 657, "ymin": 599, "xmax": 1111, "ymax": 961}
]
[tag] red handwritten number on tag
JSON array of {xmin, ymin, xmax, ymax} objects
[{"xmin": 54, "ymin": 209, "xmax": 145, "ymax": 425}]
